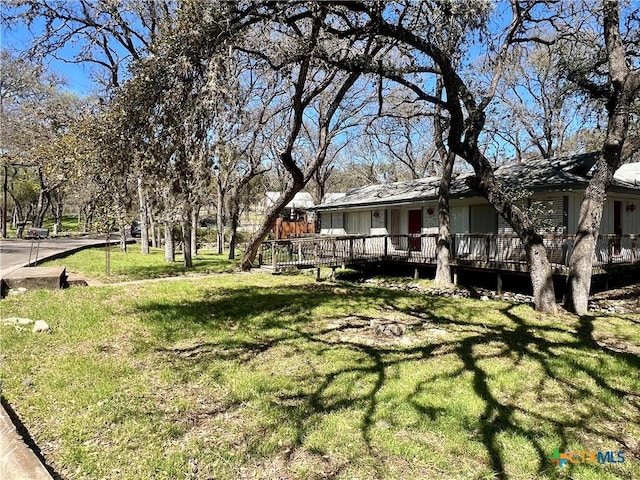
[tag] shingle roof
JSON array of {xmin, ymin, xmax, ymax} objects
[
  {"xmin": 315, "ymin": 152, "xmax": 640, "ymax": 211},
  {"xmin": 615, "ymin": 162, "xmax": 640, "ymax": 187}
]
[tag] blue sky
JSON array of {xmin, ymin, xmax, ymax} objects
[{"xmin": 2, "ymin": 15, "xmax": 99, "ymax": 96}]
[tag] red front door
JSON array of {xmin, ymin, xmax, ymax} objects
[{"xmin": 408, "ymin": 209, "xmax": 422, "ymax": 251}]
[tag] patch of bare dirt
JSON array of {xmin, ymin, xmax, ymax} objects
[
  {"xmin": 589, "ymin": 283, "xmax": 640, "ymax": 315},
  {"xmin": 237, "ymin": 448, "xmax": 347, "ymax": 480},
  {"xmin": 322, "ymin": 313, "xmax": 446, "ymax": 348}
]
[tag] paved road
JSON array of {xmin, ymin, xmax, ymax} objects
[{"xmin": 0, "ymin": 236, "xmax": 126, "ymax": 280}]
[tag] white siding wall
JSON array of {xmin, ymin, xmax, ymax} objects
[
  {"xmin": 399, "ymin": 207, "xmax": 409, "ymax": 234},
  {"xmin": 601, "ymin": 199, "xmax": 614, "ymax": 234},
  {"xmin": 568, "ymin": 194, "xmax": 640, "ymax": 235},
  {"xmin": 319, "ymin": 192, "xmax": 640, "ymax": 237},
  {"xmin": 567, "ymin": 193, "xmax": 582, "ymax": 235},
  {"xmin": 371, "ymin": 208, "xmax": 387, "ymax": 235},
  {"xmin": 602, "ymin": 196, "xmax": 640, "ymax": 235},
  {"xmin": 450, "ymin": 205, "xmax": 469, "ymax": 233},
  {"xmin": 624, "ymin": 200, "xmax": 640, "ymax": 234},
  {"xmin": 422, "ymin": 204, "xmax": 438, "ymax": 234}
]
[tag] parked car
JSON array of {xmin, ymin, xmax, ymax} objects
[
  {"xmin": 199, "ymin": 216, "xmax": 216, "ymax": 228},
  {"xmin": 130, "ymin": 220, "xmax": 141, "ymax": 238},
  {"xmin": 25, "ymin": 227, "xmax": 49, "ymax": 239}
]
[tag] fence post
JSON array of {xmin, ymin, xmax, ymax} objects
[
  {"xmin": 298, "ymin": 241, "xmax": 303, "ymax": 263},
  {"xmin": 384, "ymin": 235, "xmax": 388, "ymax": 257}
]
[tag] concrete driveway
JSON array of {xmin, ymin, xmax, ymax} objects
[{"xmin": 0, "ymin": 236, "xmax": 127, "ymax": 280}]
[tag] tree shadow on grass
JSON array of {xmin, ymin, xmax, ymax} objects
[
  {"xmin": 454, "ymin": 305, "xmax": 640, "ymax": 479},
  {"xmin": 131, "ymin": 283, "xmax": 640, "ymax": 479},
  {"xmin": 108, "ymin": 256, "xmax": 237, "ymax": 281}
]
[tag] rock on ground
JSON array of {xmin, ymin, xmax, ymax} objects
[
  {"xmin": 32, "ymin": 320, "xmax": 51, "ymax": 334},
  {"xmin": 2, "ymin": 317, "xmax": 34, "ymax": 326}
]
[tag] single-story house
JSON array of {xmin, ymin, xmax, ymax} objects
[{"xmin": 310, "ymin": 152, "xmax": 640, "ymax": 270}]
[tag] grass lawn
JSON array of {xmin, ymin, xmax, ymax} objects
[
  {"xmin": 39, "ymin": 243, "xmax": 239, "ymax": 283},
  {"xmin": 1, "ymin": 268, "xmax": 639, "ymax": 479},
  {"xmin": 42, "ymin": 215, "xmax": 83, "ymax": 234}
]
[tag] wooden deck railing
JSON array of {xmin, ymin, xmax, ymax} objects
[{"xmin": 258, "ymin": 233, "xmax": 640, "ymax": 273}]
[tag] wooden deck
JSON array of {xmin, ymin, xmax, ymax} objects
[{"xmin": 258, "ymin": 233, "xmax": 640, "ymax": 275}]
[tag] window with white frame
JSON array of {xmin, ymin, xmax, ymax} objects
[{"xmin": 345, "ymin": 211, "xmax": 371, "ymax": 234}]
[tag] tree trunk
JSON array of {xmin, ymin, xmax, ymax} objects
[
  {"xmin": 33, "ymin": 168, "xmax": 51, "ymax": 228},
  {"xmin": 434, "ymin": 153, "xmax": 455, "ymax": 285},
  {"xmin": 466, "ymin": 165, "xmax": 557, "ymax": 313},
  {"xmin": 564, "ymin": 0, "xmax": 640, "ymax": 314},
  {"xmin": 138, "ymin": 177, "xmax": 150, "ymax": 254},
  {"xmin": 181, "ymin": 218, "xmax": 192, "ymax": 268},
  {"xmin": 164, "ymin": 222, "xmax": 175, "ymax": 262},
  {"xmin": 2, "ymin": 163, "xmax": 7, "ymax": 238},
  {"xmin": 564, "ymin": 234, "xmax": 596, "ymax": 315},
  {"xmin": 564, "ymin": 159, "xmax": 611, "ymax": 314},
  {"xmin": 433, "ymin": 75, "xmax": 455, "ymax": 286},
  {"xmin": 119, "ymin": 224, "xmax": 127, "ymax": 252},
  {"xmin": 526, "ymin": 240, "xmax": 558, "ymax": 313},
  {"xmin": 216, "ymin": 180, "xmax": 224, "ymax": 254},
  {"xmin": 241, "ymin": 183, "xmax": 303, "ymax": 270},
  {"xmin": 150, "ymin": 213, "xmax": 158, "ymax": 248},
  {"xmin": 241, "ymin": 209, "xmax": 278, "ymax": 270},
  {"xmin": 83, "ymin": 204, "xmax": 94, "ymax": 233},
  {"xmin": 191, "ymin": 208, "xmax": 199, "ymax": 257},
  {"xmin": 228, "ymin": 203, "xmax": 240, "ymax": 260},
  {"xmin": 33, "ymin": 190, "xmax": 49, "ymax": 228}
]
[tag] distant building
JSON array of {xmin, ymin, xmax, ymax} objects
[{"xmin": 263, "ymin": 191, "xmax": 346, "ymax": 238}]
